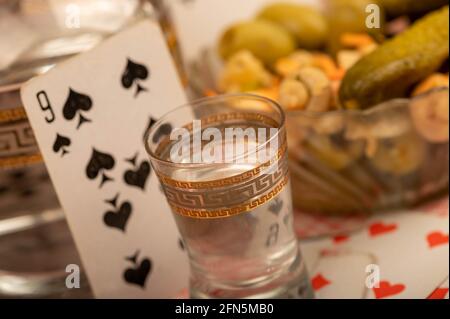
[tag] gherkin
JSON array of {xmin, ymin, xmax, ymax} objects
[{"xmin": 339, "ymin": 6, "xmax": 449, "ymax": 109}]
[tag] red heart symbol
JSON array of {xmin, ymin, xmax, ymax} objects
[
  {"xmin": 311, "ymin": 274, "xmax": 331, "ymax": 291},
  {"xmin": 333, "ymin": 234, "xmax": 349, "ymax": 244},
  {"xmin": 373, "ymin": 281, "xmax": 405, "ymax": 299},
  {"xmin": 427, "ymin": 287, "xmax": 449, "ymax": 299},
  {"xmin": 369, "ymin": 222, "xmax": 397, "ymax": 237},
  {"xmin": 427, "ymin": 231, "xmax": 449, "ymax": 248}
]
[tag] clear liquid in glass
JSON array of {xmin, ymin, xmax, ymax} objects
[{"xmin": 158, "ymin": 122, "xmax": 314, "ymax": 299}]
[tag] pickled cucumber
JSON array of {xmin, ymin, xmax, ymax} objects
[
  {"xmin": 326, "ymin": 0, "xmax": 384, "ymax": 55},
  {"xmin": 379, "ymin": 0, "xmax": 449, "ymax": 17},
  {"xmin": 339, "ymin": 6, "xmax": 449, "ymax": 109},
  {"xmin": 218, "ymin": 20, "xmax": 296, "ymax": 65},
  {"xmin": 257, "ymin": 3, "xmax": 328, "ymax": 50}
]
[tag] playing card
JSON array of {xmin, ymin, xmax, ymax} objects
[
  {"xmin": 310, "ymin": 250, "xmax": 375, "ymax": 299},
  {"xmin": 20, "ymin": 19, "xmax": 189, "ymax": 298},
  {"xmin": 360, "ymin": 210, "xmax": 449, "ymax": 299},
  {"xmin": 300, "ymin": 203, "xmax": 449, "ymax": 299}
]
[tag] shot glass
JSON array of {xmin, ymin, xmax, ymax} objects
[{"xmin": 144, "ymin": 94, "xmax": 313, "ymax": 299}]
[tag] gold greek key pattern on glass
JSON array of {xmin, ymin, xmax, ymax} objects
[
  {"xmin": 0, "ymin": 107, "xmax": 27, "ymax": 123},
  {"xmin": 164, "ymin": 160, "xmax": 287, "ymax": 208},
  {"xmin": 0, "ymin": 153, "xmax": 43, "ymax": 169},
  {"xmin": 0, "ymin": 121, "xmax": 38, "ymax": 157},
  {"xmin": 168, "ymin": 173, "xmax": 289, "ymax": 219},
  {"xmin": 161, "ymin": 156, "xmax": 289, "ymax": 219}
]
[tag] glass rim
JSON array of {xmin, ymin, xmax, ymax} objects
[{"xmin": 143, "ymin": 93, "xmax": 286, "ymax": 168}]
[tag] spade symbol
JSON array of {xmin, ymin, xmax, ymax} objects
[
  {"xmin": 86, "ymin": 148, "xmax": 115, "ymax": 187},
  {"xmin": 121, "ymin": 59, "xmax": 148, "ymax": 88},
  {"xmin": 152, "ymin": 123, "xmax": 173, "ymax": 144},
  {"xmin": 124, "ymin": 160, "xmax": 151, "ymax": 190},
  {"xmin": 121, "ymin": 58, "xmax": 149, "ymax": 97},
  {"xmin": 62, "ymin": 88, "xmax": 93, "ymax": 129},
  {"xmin": 142, "ymin": 116, "xmax": 157, "ymax": 141},
  {"xmin": 269, "ymin": 198, "xmax": 283, "ymax": 216},
  {"xmin": 103, "ymin": 201, "xmax": 132, "ymax": 232},
  {"xmin": 265, "ymin": 223, "xmax": 279, "ymax": 247},
  {"xmin": 123, "ymin": 252, "xmax": 152, "ymax": 288},
  {"xmin": 52, "ymin": 133, "xmax": 71, "ymax": 156}
]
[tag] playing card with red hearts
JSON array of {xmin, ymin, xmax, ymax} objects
[{"xmin": 299, "ymin": 198, "xmax": 449, "ymax": 299}]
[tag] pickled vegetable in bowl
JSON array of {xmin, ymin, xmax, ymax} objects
[
  {"xmin": 187, "ymin": 1, "xmax": 449, "ymax": 215},
  {"xmin": 287, "ymin": 88, "xmax": 449, "ymax": 215}
]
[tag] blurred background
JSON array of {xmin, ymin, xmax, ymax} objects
[{"xmin": 0, "ymin": 0, "xmax": 448, "ymax": 298}]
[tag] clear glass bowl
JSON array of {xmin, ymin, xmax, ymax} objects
[
  {"xmin": 187, "ymin": 49, "xmax": 449, "ymax": 216},
  {"xmin": 286, "ymin": 89, "xmax": 449, "ymax": 215}
]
